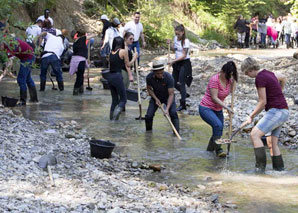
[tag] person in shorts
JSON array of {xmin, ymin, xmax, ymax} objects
[{"xmin": 241, "ymin": 57, "xmax": 289, "ymax": 173}]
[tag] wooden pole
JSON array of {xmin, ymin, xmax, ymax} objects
[
  {"xmin": 168, "ymin": 42, "xmax": 171, "ymax": 72},
  {"xmin": 227, "ymin": 82, "xmax": 236, "ymax": 154},
  {"xmin": 135, "ymin": 47, "xmax": 143, "ymax": 119}
]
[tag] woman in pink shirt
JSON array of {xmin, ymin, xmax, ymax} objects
[{"xmin": 199, "ymin": 61, "xmax": 238, "ymax": 157}]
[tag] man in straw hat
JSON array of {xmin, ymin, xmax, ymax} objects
[{"xmin": 145, "ymin": 60, "xmax": 179, "ymax": 132}]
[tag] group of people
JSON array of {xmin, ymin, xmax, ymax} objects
[
  {"xmin": 0, "ymin": 10, "xmax": 289, "ymax": 174},
  {"xmin": 234, "ymin": 13, "xmax": 298, "ymax": 49}
]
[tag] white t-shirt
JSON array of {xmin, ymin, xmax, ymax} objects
[
  {"xmin": 42, "ymin": 33, "xmax": 65, "ymax": 59},
  {"xmin": 119, "ymin": 26, "xmax": 125, "ymax": 38},
  {"xmin": 104, "ymin": 27, "xmax": 120, "ymax": 49},
  {"xmin": 174, "ymin": 36, "xmax": 190, "ymax": 60},
  {"xmin": 37, "ymin": 15, "xmax": 54, "ymax": 26},
  {"xmin": 124, "ymin": 21, "xmax": 143, "ymax": 41},
  {"xmin": 26, "ymin": 25, "xmax": 41, "ymax": 43}
]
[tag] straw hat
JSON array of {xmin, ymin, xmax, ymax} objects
[{"xmin": 152, "ymin": 60, "xmax": 165, "ymax": 71}]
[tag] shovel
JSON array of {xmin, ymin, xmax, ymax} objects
[
  {"xmin": 48, "ymin": 72, "xmax": 57, "ymax": 90},
  {"xmin": 159, "ymin": 104, "xmax": 182, "ymax": 140},
  {"xmin": 134, "ymin": 47, "xmax": 145, "ymax": 120},
  {"xmin": 227, "ymin": 82, "xmax": 236, "ymax": 155},
  {"xmin": 38, "ymin": 154, "xmax": 57, "ymax": 187},
  {"xmin": 86, "ymin": 41, "xmax": 93, "ymax": 91},
  {"xmin": 168, "ymin": 42, "xmax": 171, "ymax": 72}
]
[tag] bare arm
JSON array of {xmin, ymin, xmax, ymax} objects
[
  {"xmin": 141, "ymin": 32, "xmax": 146, "ymax": 48},
  {"xmin": 274, "ymin": 72, "xmax": 287, "ymax": 91},
  {"xmin": 126, "ymin": 48, "xmax": 138, "ymax": 67},
  {"xmin": 170, "ymin": 48, "xmax": 188, "ymax": 64},
  {"xmin": 247, "ymin": 87, "xmax": 266, "ymax": 123},
  {"xmin": 166, "ymin": 88, "xmax": 174, "ymax": 114},
  {"xmin": 210, "ymin": 88, "xmax": 233, "ymax": 113},
  {"xmin": 147, "ymin": 85, "xmax": 161, "ymax": 106}
]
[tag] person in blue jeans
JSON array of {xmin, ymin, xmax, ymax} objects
[{"xmin": 199, "ymin": 61, "xmax": 238, "ymax": 158}]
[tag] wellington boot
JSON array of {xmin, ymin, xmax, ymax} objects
[
  {"xmin": 79, "ymin": 85, "xmax": 84, "ymax": 94},
  {"xmin": 112, "ymin": 105, "xmax": 123, "ymax": 120},
  {"xmin": 73, "ymin": 88, "xmax": 80, "ymax": 96},
  {"xmin": 272, "ymin": 155, "xmax": 284, "ymax": 171},
  {"xmin": 171, "ymin": 118, "xmax": 180, "ymax": 133},
  {"xmin": 254, "ymin": 147, "xmax": 266, "ymax": 174},
  {"xmin": 206, "ymin": 137, "xmax": 215, "ymax": 152},
  {"xmin": 109, "ymin": 110, "xmax": 114, "ymax": 120},
  {"xmin": 177, "ymin": 100, "xmax": 186, "ymax": 111},
  {"xmin": 28, "ymin": 86, "xmax": 38, "ymax": 103},
  {"xmin": 18, "ymin": 90, "xmax": 27, "ymax": 106},
  {"xmin": 145, "ymin": 117, "xmax": 153, "ymax": 131},
  {"xmin": 40, "ymin": 80, "xmax": 46, "ymax": 91},
  {"xmin": 58, "ymin": 81, "xmax": 64, "ymax": 91},
  {"xmin": 214, "ymin": 136, "xmax": 226, "ymax": 158}
]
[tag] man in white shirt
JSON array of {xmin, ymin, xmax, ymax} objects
[
  {"xmin": 39, "ymin": 32, "xmax": 66, "ymax": 91},
  {"xmin": 25, "ymin": 19, "xmax": 42, "ymax": 49},
  {"xmin": 123, "ymin": 12, "xmax": 146, "ymax": 64},
  {"xmin": 37, "ymin": 9, "xmax": 54, "ymax": 26}
]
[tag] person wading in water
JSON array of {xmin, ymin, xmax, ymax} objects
[
  {"xmin": 199, "ymin": 61, "xmax": 238, "ymax": 158},
  {"xmin": 241, "ymin": 57, "xmax": 289, "ymax": 174},
  {"xmin": 167, "ymin": 24, "xmax": 192, "ymax": 111},
  {"xmin": 145, "ymin": 60, "xmax": 179, "ymax": 133}
]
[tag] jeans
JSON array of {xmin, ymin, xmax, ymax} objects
[
  {"xmin": 146, "ymin": 98, "xmax": 178, "ymax": 120},
  {"xmin": 17, "ymin": 57, "xmax": 35, "ymax": 91},
  {"xmin": 129, "ymin": 41, "xmax": 140, "ymax": 64},
  {"xmin": 40, "ymin": 54, "xmax": 63, "ymax": 82},
  {"xmin": 172, "ymin": 61, "xmax": 187, "ymax": 102},
  {"xmin": 260, "ymin": 33, "xmax": 266, "ymax": 45},
  {"xmin": 285, "ymin": 34, "xmax": 291, "ymax": 45},
  {"xmin": 74, "ymin": 61, "xmax": 85, "ymax": 88},
  {"xmin": 199, "ymin": 105, "xmax": 224, "ymax": 137},
  {"xmin": 107, "ymin": 72, "xmax": 127, "ymax": 112}
]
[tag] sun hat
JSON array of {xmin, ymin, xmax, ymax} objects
[
  {"xmin": 101, "ymin": 14, "xmax": 109, "ymax": 21},
  {"xmin": 152, "ymin": 60, "xmax": 165, "ymax": 71}
]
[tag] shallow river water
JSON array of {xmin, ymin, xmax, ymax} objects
[{"xmin": 1, "ymin": 48, "xmax": 298, "ymax": 212}]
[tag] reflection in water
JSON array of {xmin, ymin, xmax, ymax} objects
[{"xmin": 0, "ymin": 50, "xmax": 298, "ymax": 212}]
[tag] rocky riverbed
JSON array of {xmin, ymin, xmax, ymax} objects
[
  {"xmin": 135, "ymin": 53, "xmax": 298, "ymax": 148},
  {"xmin": 0, "ymin": 106, "xmax": 228, "ymax": 212}
]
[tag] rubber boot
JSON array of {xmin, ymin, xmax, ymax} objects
[
  {"xmin": 109, "ymin": 110, "xmax": 114, "ymax": 120},
  {"xmin": 28, "ymin": 85, "xmax": 38, "ymax": 103},
  {"xmin": 272, "ymin": 155, "xmax": 284, "ymax": 171},
  {"xmin": 79, "ymin": 85, "xmax": 84, "ymax": 94},
  {"xmin": 145, "ymin": 117, "xmax": 153, "ymax": 131},
  {"xmin": 206, "ymin": 137, "xmax": 215, "ymax": 152},
  {"xmin": 40, "ymin": 80, "xmax": 46, "ymax": 91},
  {"xmin": 214, "ymin": 136, "xmax": 226, "ymax": 158},
  {"xmin": 254, "ymin": 147, "xmax": 266, "ymax": 174},
  {"xmin": 112, "ymin": 105, "xmax": 123, "ymax": 120},
  {"xmin": 73, "ymin": 87, "xmax": 79, "ymax": 96},
  {"xmin": 177, "ymin": 100, "xmax": 186, "ymax": 111},
  {"xmin": 18, "ymin": 90, "xmax": 27, "ymax": 106},
  {"xmin": 171, "ymin": 118, "xmax": 180, "ymax": 133},
  {"xmin": 58, "ymin": 81, "xmax": 64, "ymax": 91}
]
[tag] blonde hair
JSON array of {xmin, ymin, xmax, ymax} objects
[{"xmin": 241, "ymin": 57, "xmax": 260, "ymax": 73}]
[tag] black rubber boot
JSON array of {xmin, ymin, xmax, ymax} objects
[
  {"xmin": 145, "ymin": 117, "xmax": 153, "ymax": 131},
  {"xmin": 177, "ymin": 100, "xmax": 186, "ymax": 111},
  {"xmin": 58, "ymin": 81, "xmax": 64, "ymax": 91},
  {"xmin": 40, "ymin": 80, "xmax": 46, "ymax": 91},
  {"xmin": 171, "ymin": 118, "xmax": 180, "ymax": 133},
  {"xmin": 18, "ymin": 90, "xmax": 27, "ymax": 106},
  {"xmin": 272, "ymin": 155, "xmax": 284, "ymax": 171},
  {"xmin": 109, "ymin": 110, "xmax": 114, "ymax": 120},
  {"xmin": 254, "ymin": 147, "xmax": 266, "ymax": 174},
  {"xmin": 112, "ymin": 105, "xmax": 123, "ymax": 120},
  {"xmin": 206, "ymin": 137, "xmax": 215, "ymax": 152},
  {"xmin": 73, "ymin": 88, "xmax": 79, "ymax": 96},
  {"xmin": 79, "ymin": 85, "xmax": 84, "ymax": 94},
  {"xmin": 214, "ymin": 136, "xmax": 226, "ymax": 158},
  {"xmin": 28, "ymin": 86, "xmax": 38, "ymax": 103}
]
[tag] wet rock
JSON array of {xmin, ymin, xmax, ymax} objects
[
  {"xmin": 288, "ymin": 130, "xmax": 296, "ymax": 137},
  {"xmin": 149, "ymin": 164, "xmax": 161, "ymax": 172},
  {"xmin": 131, "ymin": 161, "xmax": 139, "ymax": 168}
]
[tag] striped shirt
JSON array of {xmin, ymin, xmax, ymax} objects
[{"xmin": 200, "ymin": 73, "xmax": 231, "ymax": 111}]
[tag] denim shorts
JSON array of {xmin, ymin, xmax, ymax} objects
[{"xmin": 256, "ymin": 108, "xmax": 289, "ymax": 137}]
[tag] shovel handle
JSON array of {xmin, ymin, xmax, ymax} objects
[
  {"xmin": 47, "ymin": 165, "xmax": 55, "ymax": 187},
  {"xmin": 159, "ymin": 105, "xmax": 182, "ymax": 140},
  {"xmin": 168, "ymin": 42, "xmax": 171, "ymax": 72}
]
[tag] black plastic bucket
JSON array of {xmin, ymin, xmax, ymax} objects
[
  {"xmin": 1, "ymin": 96, "xmax": 18, "ymax": 107},
  {"xmin": 126, "ymin": 89, "xmax": 138, "ymax": 102},
  {"xmin": 89, "ymin": 139, "xmax": 115, "ymax": 159}
]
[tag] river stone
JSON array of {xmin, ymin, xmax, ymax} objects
[{"xmin": 288, "ymin": 130, "xmax": 296, "ymax": 137}]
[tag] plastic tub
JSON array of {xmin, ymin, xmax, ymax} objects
[
  {"xmin": 1, "ymin": 96, "xmax": 18, "ymax": 107},
  {"xmin": 89, "ymin": 139, "xmax": 115, "ymax": 159}
]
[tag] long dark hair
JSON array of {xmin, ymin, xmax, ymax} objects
[
  {"xmin": 175, "ymin": 24, "xmax": 186, "ymax": 47},
  {"xmin": 112, "ymin": 36, "xmax": 125, "ymax": 51},
  {"xmin": 222, "ymin": 61, "xmax": 238, "ymax": 82},
  {"xmin": 124, "ymin": 32, "xmax": 134, "ymax": 40}
]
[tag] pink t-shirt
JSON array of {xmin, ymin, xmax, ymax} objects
[{"xmin": 200, "ymin": 73, "xmax": 232, "ymax": 111}]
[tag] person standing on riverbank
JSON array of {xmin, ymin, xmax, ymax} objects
[
  {"xmin": 167, "ymin": 24, "xmax": 192, "ymax": 111},
  {"xmin": 107, "ymin": 36, "xmax": 133, "ymax": 120},
  {"xmin": 123, "ymin": 12, "xmax": 146, "ymax": 65},
  {"xmin": 241, "ymin": 57, "xmax": 289, "ymax": 174},
  {"xmin": 199, "ymin": 61, "xmax": 238, "ymax": 158},
  {"xmin": 234, "ymin": 15, "xmax": 247, "ymax": 48},
  {"xmin": 145, "ymin": 60, "xmax": 179, "ymax": 133}
]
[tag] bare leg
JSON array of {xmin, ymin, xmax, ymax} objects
[
  {"xmin": 270, "ymin": 136, "xmax": 281, "ymax": 156},
  {"xmin": 250, "ymin": 126, "xmax": 265, "ymax": 148}
]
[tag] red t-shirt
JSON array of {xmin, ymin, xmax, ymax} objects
[
  {"xmin": 255, "ymin": 69, "xmax": 288, "ymax": 111},
  {"xmin": 4, "ymin": 38, "xmax": 33, "ymax": 61}
]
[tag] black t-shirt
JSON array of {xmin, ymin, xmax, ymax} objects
[
  {"xmin": 73, "ymin": 36, "xmax": 88, "ymax": 59},
  {"xmin": 122, "ymin": 49, "xmax": 133, "ymax": 71},
  {"xmin": 234, "ymin": 19, "xmax": 248, "ymax": 33},
  {"xmin": 146, "ymin": 71, "xmax": 174, "ymax": 102}
]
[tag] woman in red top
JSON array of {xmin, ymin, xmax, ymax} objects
[{"xmin": 241, "ymin": 57, "xmax": 289, "ymax": 173}]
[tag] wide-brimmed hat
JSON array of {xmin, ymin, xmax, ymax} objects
[
  {"xmin": 101, "ymin": 14, "xmax": 109, "ymax": 21},
  {"xmin": 152, "ymin": 60, "xmax": 165, "ymax": 71}
]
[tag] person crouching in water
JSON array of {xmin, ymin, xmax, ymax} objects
[
  {"xmin": 107, "ymin": 36, "xmax": 133, "ymax": 120},
  {"xmin": 241, "ymin": 57, "xmax": 289, "ymax": 173},
  {"xmin": 145, "ymin": 60, "xmax": 179, "ymax": 132},
  {"xmin": 70, "ymin": 30, "xmax": 96, "ymax": 95},
  {"xmin": 199, "ymin": 61, "xmax": 238, "ymax": 158},
  {"xmin": 168, "ymin": 24, "xmax": 192, "ymax": 111}
]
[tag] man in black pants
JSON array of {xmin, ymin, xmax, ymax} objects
[{"xmin": 145, "ymin": 60, "xmax": 179, "ymax": 132}]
